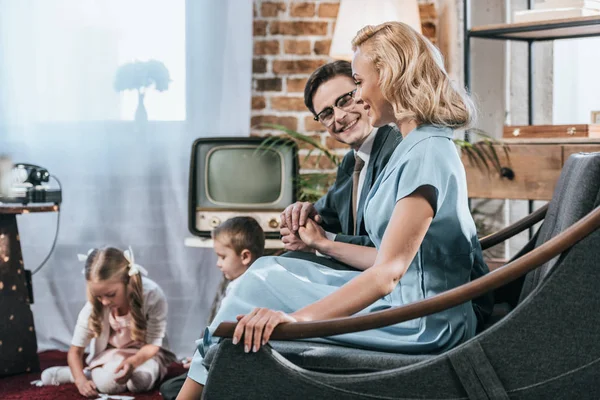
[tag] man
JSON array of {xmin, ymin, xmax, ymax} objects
[
  {"xmin": 280, "ymin": 60, "xmax": 493, "ymax": 330},
  {"xmin": 280, "ymin": 60, "xmax": 401, "ymax": 258}
]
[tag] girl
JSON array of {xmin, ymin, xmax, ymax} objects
[
  {"xmin": 178, "ymin": 21, "xmax": 486, "ymax": 399},
  {"xmin": 41, "ymin": 247, "xmax": 176, "ymax": 397}
]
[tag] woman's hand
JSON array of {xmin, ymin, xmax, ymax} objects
[
  {"xmin": 233, "ymin": 308, "xmax": 297, "ymax": 353},
  {"xmin": 114, "ymin": 358, "xmax": 135, "ymax": 385},
  {"xmin": 297, "ymin": 218, "xmax": 327, "ymax": 249},
  {"xmin": 75, "ymin": 377, "xmax": 98, "ymax": 398}
]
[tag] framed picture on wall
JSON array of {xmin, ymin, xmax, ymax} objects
[{"xmin": 592, "ymin": 111, "xmax": 600, "ymax": 124}]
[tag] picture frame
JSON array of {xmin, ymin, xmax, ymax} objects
[{"xmin": 592, "ymin": 111, "xmax": 600, "ymax": 124}]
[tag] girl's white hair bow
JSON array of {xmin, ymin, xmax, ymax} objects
[
  {"xmin": 77, "ymin": 248, "xmax": 95, "ymax": 262},
  {"xmin": 77, "ymin": 248, "xmax": 95, "ymax": 274},
  {"xmin": 123, "ymin": 246, "xmax": 148, "ymax": 277}
]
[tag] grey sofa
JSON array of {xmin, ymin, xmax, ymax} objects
[{"xmin": 202, "ymin": 152, "xmax": 600, "ymax": 399}]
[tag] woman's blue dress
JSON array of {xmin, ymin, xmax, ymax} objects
[{"xmin": 188, "ymin": 124, "xmax": 483, "ymax": 384}]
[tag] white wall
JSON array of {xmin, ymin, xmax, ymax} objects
[{"xmin": 553, "ymin": 37, "xmax": 600, "ymax": 124}]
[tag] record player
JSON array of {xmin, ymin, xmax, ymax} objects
[{"xmin": 0, "ymin": 161, "xmax": 62, "ymax": 205}]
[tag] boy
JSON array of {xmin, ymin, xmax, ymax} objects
[
  {"xmin": 208, "ymin": 216, "xmax": 265, "ymax": 321},
  {"xmin": 159, "ymin": 216, "xmax": 264, "ymax": 400}
]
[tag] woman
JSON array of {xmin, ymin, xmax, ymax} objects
[{"xmin": 177, "ymin": 21, "xmax": 485, "ymax": 399}]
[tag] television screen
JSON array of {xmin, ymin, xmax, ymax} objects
[
  {"xmin": 206, "ymin": 146, "xmax": 282, "ymax": 205},
  {"xmin": 189, "ymin": 137, "xmax": 298, "ymax": 239}
]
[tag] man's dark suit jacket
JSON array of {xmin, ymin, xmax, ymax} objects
[
  {"xmin": 282, "ymin": 124, "xmax": 493, "ymax": 332},
  {"xmin": 315, "ymin": 124, "xmax": 401, "ymax": 245}
]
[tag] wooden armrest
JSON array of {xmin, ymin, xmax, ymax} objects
[
  {"xmin": 214, "ymin": 205, "xmax": 600, "ymax": 341},
  {"xmin": 480, "ymin": 204, "xmax": 548, "ymax": 250}
]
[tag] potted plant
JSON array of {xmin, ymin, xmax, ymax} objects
[{"xmin": 114, "ymin": 60, "xmax": 171, "ymax": 122}]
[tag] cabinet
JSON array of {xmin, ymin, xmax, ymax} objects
[{"xmin": 462, "ymin": 139, "xmax": 600, "ymax": 200}]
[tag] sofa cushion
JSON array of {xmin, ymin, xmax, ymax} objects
[{"xmin": 204, "ymin": 339, "xmax": 433, "ymax": 374}]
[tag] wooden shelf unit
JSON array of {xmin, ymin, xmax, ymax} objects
[
  {"xmin": 469, "ymin": 15, "xmax": 600, "ymax": 41},
  {"xmin": 462, "ymin": 140, "xmax": 600, "ymax": 201}
]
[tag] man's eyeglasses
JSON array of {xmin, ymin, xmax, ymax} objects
[{"xmin": 314, "ymin": 89, "xmax": 357, "ymax": 127}]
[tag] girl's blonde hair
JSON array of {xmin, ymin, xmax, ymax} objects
[
  {"xmin": 352, "ymin": 21, "xmax": 475, "ymax": 129},
  {"xmin": 84, "ymin": 247, "xmax": 146, "ymax": 342}
]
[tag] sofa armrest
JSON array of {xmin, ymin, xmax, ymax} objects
[
  {"xmin": 214, "ymin": 205, "xmax": 600, "ymax": 340},
  {"xmin": 479, "ymin": 204, "xmax": 548, "ymax": 250}
]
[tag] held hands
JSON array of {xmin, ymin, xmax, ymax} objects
[
  {"xmin": 233, "ymin": 308, "xmax": 298, "ymax": 353},
  {"xmin": 280, "ymin": 202, "xmax": 325, "ymax": 252},
  {"xmin": 280, "ymin": 226, "xmax": 315, "ymax": 252},
  {"xmin": 298, "ymin": 218, "xmax": 328, "ymax": 249},
  {"xmin": 114, "ymin": 358, "xmax": 135, "ymax": 385},
  {"xmin": 280, "ymin": 202, "xmax": 321, "ymax": 232},
  {"xmin": 75, "ymin": 377, "xmax": 98, "ymax": 398}
]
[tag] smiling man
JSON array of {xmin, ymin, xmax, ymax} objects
[{"xmin": 280, "ymin": 60, "xmax": 401, "ymax": 255}]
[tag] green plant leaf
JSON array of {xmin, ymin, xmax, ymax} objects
[
  {"xmin": 258, "ymin": 123, "xmax": 340, "ymax": 167},
  {"xmin": 456, "ymin": 129, "xmax": 511, "ymax": 175}
]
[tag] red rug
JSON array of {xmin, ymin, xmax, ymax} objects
[{"xmin": 0, "ymin": 351, "xmax": 186, "ymax": 400}]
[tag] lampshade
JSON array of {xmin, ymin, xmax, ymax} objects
[{"xmin": 329, "ymin": 0, "xmax": 422, "ymax": 61}]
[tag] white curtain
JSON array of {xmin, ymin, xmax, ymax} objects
[{"xmin": 0, "ymin": 0, "xmax": 253, "ymax": 358}]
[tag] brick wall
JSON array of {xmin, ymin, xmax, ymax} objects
[{"xmin": 251, "ymin": 0, "xmax": 438, "ymax": 173}]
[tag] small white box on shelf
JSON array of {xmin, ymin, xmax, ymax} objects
[
  {"xmin": 534, "ymin": 0, "xmax": 600, "ymax": 10},
  {"xmin": 514, "ymin": 7, "xmax": 600, "ymax": 23}
]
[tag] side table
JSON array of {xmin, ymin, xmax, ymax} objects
[{"xmin": 0, "ymin": 204, "xmax": 58, "ymax": 376}]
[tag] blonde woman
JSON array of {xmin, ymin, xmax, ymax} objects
[
  {"xmin": 40, "ymin": 247, "xmax": 176, "ymax": 397},
  {"xmin": 178, "ymin": 21, "xmax": 487, "ymax": 399}
]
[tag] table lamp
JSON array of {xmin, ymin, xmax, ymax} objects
[{"xmin": 330, "ymin": 0, "xmax": 422, "ymax": 61}]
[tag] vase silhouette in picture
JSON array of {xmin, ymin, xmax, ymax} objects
[
  {"xmin": 114, "ymin": 60, "xmax": 170, "ymax": 127},
  {"xmin": 135, "ymin": 91, "xmax": 148, "ymax": 123}
]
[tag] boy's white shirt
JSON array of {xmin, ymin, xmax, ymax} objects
[
  {"xmin": 71, "ymin": 276, "xmax": 173, "ymax": 365},
  {"xmin": 225, "ymin": 275, "xmax": 242, "ymax": 296}
]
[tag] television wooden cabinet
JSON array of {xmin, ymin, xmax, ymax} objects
[{"xmin": 462, "ymin": 139, "xmax": 600, "ymax": 201}]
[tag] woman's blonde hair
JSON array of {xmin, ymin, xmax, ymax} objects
[
  {"xmin": 352, "ymin": 21, "xmax": 475, "ymax": 128},
  {"xmin": 84, "ymin": 247, "xmax": 146, "ymax": 342}
]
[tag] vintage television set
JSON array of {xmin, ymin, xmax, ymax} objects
[{"xmin": 188, "ymin": 136, "xmax": 299, "ymax": 240}]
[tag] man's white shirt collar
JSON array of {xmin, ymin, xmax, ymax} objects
[{"xmin": 354, "ymin": 127, "xmax": 378, "ymax": 165}]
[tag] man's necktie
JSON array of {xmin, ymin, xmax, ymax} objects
[{"xmin": 352, "ymin": 154, "xmax": 366, "ymax": 235}]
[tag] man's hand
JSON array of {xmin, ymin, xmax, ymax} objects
[
  {"xmin": 280, "ymin": 202, "xmax": 322, "ymax": 232},
  {"xmin": 298, "ymin": 218, "xmax": 328, "ymax": 250},
  {"xmin": 280, "ymin": 226, "xmax": 316, "ymax": 253}
]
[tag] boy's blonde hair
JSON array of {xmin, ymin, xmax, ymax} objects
[
  {"xmin": 211, "ymin": 216, "xmax": 265, "ymax": 260},
  {"xmin": 352, "ymin": 21, "xmax": 475, "ymax": 129},
  {"xmin": 84, "ymin": 247, "xmax": 146, "ymax": 342}
]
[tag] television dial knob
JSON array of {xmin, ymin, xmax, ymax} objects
[
  {"xmin": 268, "ymin": 218, "xmax": 279, "ymax": 229},
  {"xmin": 210, "ymin": 217, "xmax": 221, "ymax": 227}
]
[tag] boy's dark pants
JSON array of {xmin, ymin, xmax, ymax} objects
[{"xmin": 160, "ymin": 373, "xmax": 187, "ymax": 400}]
